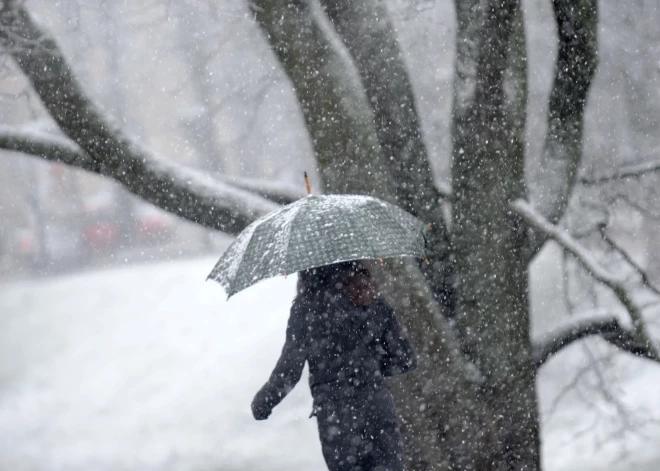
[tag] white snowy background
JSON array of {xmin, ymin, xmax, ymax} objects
[{"xmin": 0, "ymin": 0, "xmax": 659, "ymax": 469}]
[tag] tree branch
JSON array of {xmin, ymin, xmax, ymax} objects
[
  {"xmin": 580, "ymin": 158, "xmax": 660, "ymax": 186},
  {"xmin": 528, "ymin": 0, "xmax": 598, "ymax": 253},
  {"xmin": 0, "ymin": 124, "xmax": 101, "ymax": 172},
  {"xmin": 0, "ymin": 125, "xmax": 302, "ymax": 210},
  {"xmin": 513, "ymin": 199, "xmax": 660, "ymax": 361},
  {"xmin": 599, "ymin": 228, "xmax": 660, "ymax": 298},
  {"xmin": 0, "ymin": 2, "xmax": 280, "ymax": 234},
  {"xmin": 533, "ymin": 316, "xmax": 660, "ymax": 368}
]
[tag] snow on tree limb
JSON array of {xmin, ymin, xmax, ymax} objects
[
  {"xmin": 513, "ymin": 199, "xmax": 660, "ymax": 362},
  {"xmin": 0, "ymin": 2, "xmax": 280, "ymax": 234},
  {"xmin": 533, "ymin": 316, "xmax": 660, "ymax": 368},
  {"xmin": 529, "ymin": 0, "xmax": 598, "ymax": 249},
  {"xmin": 0, "ymin": 125, "xmax": 101, "ymax": 173},
  {"xmin": 0, "ymin": 125, "xmax": 304, "ymax": 207}
]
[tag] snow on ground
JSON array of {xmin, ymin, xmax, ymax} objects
[
  {"xmin": 1, "ymin": 255, "xmax": 659, "ymax": 470},
  {"xmin": 0, "ymin": 257, "xmax": 324, "ymax": 471}
]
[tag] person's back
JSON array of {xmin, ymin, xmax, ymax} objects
[{"xmin": 251, "ymin": 261, "xmax": 417, "ymax": 471}]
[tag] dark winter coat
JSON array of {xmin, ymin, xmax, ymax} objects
[{"xmin": 251, "ymin": 292, "xmax": 417, "ymax": 471}]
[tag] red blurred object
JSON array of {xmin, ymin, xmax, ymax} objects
[
  {"xmin": 84, "ymin": 220, "xmax": 120, "ymax": 252},
  {"xmin": 18, "ymin": 232, "xmax": 35, "ymax": 254},
  {"xmin": 135, "ymin": 214, "xmax": 174, "ymax": 243}
]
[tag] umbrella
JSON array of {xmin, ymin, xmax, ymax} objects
[{"xmin": 207, "ymin": 193, "xmax": 428, "ymax": 298}]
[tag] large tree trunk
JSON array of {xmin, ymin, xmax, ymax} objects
[
  {"xmin": 251, "ymin": 0, "xmax": 390, "ymax": 196},
  {"xmin": 318, "ymin": 0, "xmax": 455, "ymax": 316},
  {"xmin": 451, "ymin": 1, "xmax": 540, "ymax": 469}
]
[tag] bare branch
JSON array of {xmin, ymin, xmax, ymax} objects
[
  {"xmin": 534, "ymin": 316, "xmax": 660, "ymax": 368},
  {"xmin": 0, "ymin": 1, "xmax": 281, "ymax": 234},
  {"xmin": 580, "ymin": 158, "xmax": 660, "ymax": 186},
  {"xmin": 513, "ymin": 199, "xmax": 660, "ymax": 361},
  {"xmin": 599, "ymin": 228, "xmax": 660, "ymax": 298}
]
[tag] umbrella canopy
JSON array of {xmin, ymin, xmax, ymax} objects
[{"xmin": 207, "ymin": 194, "xmax": 427, "ymax": 298}]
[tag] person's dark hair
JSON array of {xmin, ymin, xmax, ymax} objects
[{"xmin": 296, "ymin": 260, "xmax": 376, "ymax": 306}]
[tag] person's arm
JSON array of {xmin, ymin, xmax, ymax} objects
[
  {"xmin": 251, "ymin": 301, "xmax": 307, "ymax": 420},
  {"xmin": 376, "ymin": 300, "xmax": 418, "ymax": 377}
]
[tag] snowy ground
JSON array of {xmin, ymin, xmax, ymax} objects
[{"xmin": 1, "ymin": 254, "xmax": 659, "ymax": 470}]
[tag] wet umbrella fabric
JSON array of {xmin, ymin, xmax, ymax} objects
[{"xmin": 207, "ymin": 194, "xmax": 427, "ymax": 298}]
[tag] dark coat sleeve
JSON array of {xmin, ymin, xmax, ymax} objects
[
  {"xmin": 251, "ymin": 301, "xmax": 308, "ymax": 420},
  {"xmin": 376, "ymin": 300, "xmax": 418, "ymax": 377}
]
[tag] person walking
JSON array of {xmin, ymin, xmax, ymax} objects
[{"xmin": 251, "ymin": 260, "xmax": 417, "ymax": 471}]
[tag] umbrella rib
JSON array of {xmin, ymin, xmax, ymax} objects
[
  {"xmin": 281, "ymin": 200, "xmax": 306, "ymax": 276},
  {"xmin": 352, "ymin": 211, "xmax": 379, "ymax": 260},
  {"xmin": 222, "ymin": 219, "xmax": 262, "ymax": 295}
]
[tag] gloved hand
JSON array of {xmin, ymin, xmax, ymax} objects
[{"xmin": 251, "ymin": 390, "xmax": 272, "ymax": 420}]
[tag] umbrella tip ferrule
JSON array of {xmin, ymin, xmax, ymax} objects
[{"xmin": 304, "ymin": 171, "xmax": 311, "ymax": 195}]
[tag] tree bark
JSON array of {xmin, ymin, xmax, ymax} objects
[
  {"xmin": 251, "ymin": 0, "xmax": 390, "ymax": 197},
  {"xmin": 528, "ymin": 0, "xmax": 598, "ymax": 236},
  {"xmin": 451, "ymin": 0, "xmax": 541, "ymax": 469},
  {"xmin": 318, "ymin": 0, "xmax": 455, "ymax": 316},
  {"xmin": 533, "ymin": 316, "xmax": 660, "ymax": 368}
]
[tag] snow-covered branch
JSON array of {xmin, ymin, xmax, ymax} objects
[
  {"xmin": 533, "ymin": 316, "xmax": 660, "ymax": 368},
  {"xmin": 0, "ymin": 2, "xmax": 281, "ymax": 234},
  {"xmin": 529, "ymin": 0, "xmax": 598, "ymax": 249},
  {"xmin": 0, "ymin": 125, "xmax": 101, "ymax": 172},
  {"xmin": 513, "ymin": 199, "xmax": 660, "ymax": 362},
  {"xmin": 0, "ymin": 125, "xmax": 304, "ymax": 207}
]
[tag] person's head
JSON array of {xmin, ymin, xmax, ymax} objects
[{"xmin": 296, "ymin": 260, "xmax": 378, "ymax": 306}]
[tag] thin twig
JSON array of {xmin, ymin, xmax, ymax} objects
[
  {"xmin": 533, "ymin": 316, "xmax": 660, "ymax": 367},
  {"xmin": 599, "ymin": 229, "xmax": 660, "ymax": 298},
  {"xmin": 580, "ymin": 158, "xmax": 660, "ymax": 186},
  {"xmin": 514, "ymin": 199, "xmax": 660, "ymax": 362}
]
